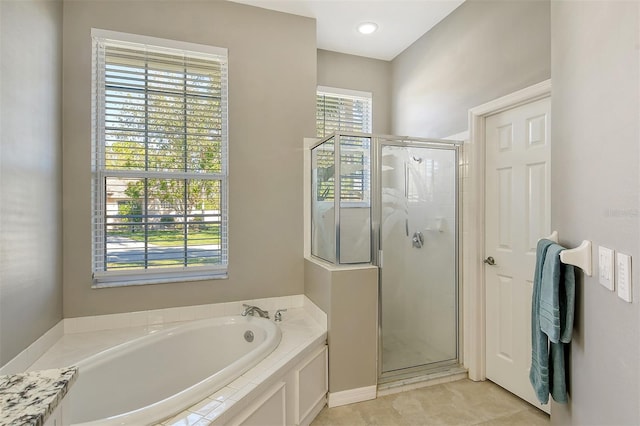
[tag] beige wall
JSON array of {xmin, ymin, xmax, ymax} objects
[
  {"xmin": 0, "ymin": 0, "xmax": 63, "ymax": 365},
  {"xmin": 305, "ymin": 259, "xmax": 378, "ymax": 393},
  {"xmin": 317, "ymin": 49, "xmax": 392, "ymax": 135},
  {"xmin": 304, "ymin": 258, "xmax": 331, "ymax": 313},
  {"xmin": 550, "ymin": 2, "xmax": 640, "ymax": 424},
  {"xmin": 62, "ymin": 0, "xmax": 316, "ymax": 317},
  {"xmin": 391, "ymin": 0, "xmax": 550, "ymax": 138},
  {"xmin": 329, "ymin": 266, "xmax": 378, "ymax": 392}
]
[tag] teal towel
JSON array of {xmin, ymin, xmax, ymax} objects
[
  {"xmin": 530, "ymin": 240, "xmax": 576, "ymax": 405},
  {"xmin": 530, "ymin": 239, "xmax": 554, "ymax": 404},
  {"xmin": 544, "ymin": 244, "xmax": 575, "ymax": 403},
  {"xmin": 539, "ymin": 245, "xmax": 575, "ymax": 344}
]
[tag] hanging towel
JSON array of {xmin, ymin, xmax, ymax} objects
[
  {"xmin": 530, "ymin": 238, "xmax": 554, "ymax": 404},
  {"xmin": 539, "ymin": 244, "xmax": 576, "ymax": 345},
  {"xmin": 543, "ymin": 244, "xmax": 575, "ymax": 404},
  {"xmin": 530, "ymin": 240, "xmax": 576, "ymax": 405}
]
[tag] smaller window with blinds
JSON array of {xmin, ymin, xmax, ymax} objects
[
  {"xmin": 316, "ymin": 86, "xmax": 372, "ymax": 137},
  {"xmin": 316, "ymin": 87, "xmax": 372, "ymax": 203},
  {"xmin": 91, "ymin": 29, "xmax": 228, "ymax": 287}
]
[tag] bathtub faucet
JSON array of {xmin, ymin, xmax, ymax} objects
[{"xmin": 241, "ymin": 304, "xmax": 270, "ymax": 319}]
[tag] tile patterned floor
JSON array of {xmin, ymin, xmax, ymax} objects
[{"xmin": 312, "ymin": 379, "xmax": 550, "ymax": 426}]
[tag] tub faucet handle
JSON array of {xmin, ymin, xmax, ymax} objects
[{"xmin": 274, "ymin": 309, "xmax": 287, "ymax": 322}]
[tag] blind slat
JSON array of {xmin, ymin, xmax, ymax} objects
[{"xmin": 315, "ymin": 89, "xmax": 372, "ymax": 202}]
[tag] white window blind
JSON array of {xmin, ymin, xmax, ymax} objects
[
  {"xmin": 315, "ymin": 87, "xmax": 372, "ymax": 202},
  {"xmin": 91, "ymin": 30, "xmax": 228, "ymax": 287},
  {"xmin": 316, "ymin": 86, "xmax": 372, "ymax": 137}
]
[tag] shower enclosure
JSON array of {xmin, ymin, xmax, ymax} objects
[{"xmin": 310, "ymin": 132, "xmax": 461, "ymax": 381}]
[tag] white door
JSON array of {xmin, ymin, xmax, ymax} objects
[{"xmin": 484, "ymin": 97, "xmax": 551, "ymax": 412}]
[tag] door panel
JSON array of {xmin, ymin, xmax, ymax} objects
[
  {"xmin": 484, "ymin": 97, "xmax": 550, "ymax": 412},
  {"xmin": 497, "ymin": 274, "xmax": 514, "ymax": 361},
  {"xmin": 497, "ymin": 167, "xmax": 512, "ymax": 249}
]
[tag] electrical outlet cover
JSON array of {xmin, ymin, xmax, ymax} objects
[
  {"xmin": 598, "ymin": 246, "xmax": 614, "ymax": 291},
  {"xmin": 616, "ymin": 253, "xmax": 632, "ymax": 303}
]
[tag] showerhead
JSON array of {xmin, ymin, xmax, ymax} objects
[{"xmin": 411, "ymin": 156, "xmax": 423, "ymax": 164}]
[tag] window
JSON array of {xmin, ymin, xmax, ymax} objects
[
  {"xmin": 315, "ymin": 87, "xmax": 372, "ymax": 202},
  {"xmin": 316, "ymin": 86, "xmax": 372, "ymax": 137},
  {"xmin": 91, "ymin": 29, "xmax": 228, "ymax": 287}
]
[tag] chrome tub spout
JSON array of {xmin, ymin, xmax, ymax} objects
[{"xmin": 241, "ymin": 304, "xmax": 270, "ymax": 319}]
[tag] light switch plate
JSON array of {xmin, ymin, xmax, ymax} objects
[
  {"xmin": 598, "ymin": 246, "xmax": 614, "ymax": 291},
  {"xmin": 616, "ymin": 253, "xmax": 632, "ymax": 303}
]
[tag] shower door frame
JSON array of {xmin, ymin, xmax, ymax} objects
[{"xmin": 372, "ymin": 136, "xmax": 463, "ymax": 382}]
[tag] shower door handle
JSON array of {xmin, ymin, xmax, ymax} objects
[{"xmin": 483, "ymin": 256, "xmax": 497, "ymax": 266}]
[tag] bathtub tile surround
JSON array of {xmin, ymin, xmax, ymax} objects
[
  {"xmin": 182, "ymin": 310, "xmax": 326, "ymax": 425},
  {"xmin": 6, "ymin": 295, "xmax": 321, "ymax": 375},
  {"xmin": 25, "ymin": 296, "xmax": 326, "ymax": 425},
  {"xmin": 178, "ymin": 310, "xmax": 326, "ymax": 425},
  {"xmin": 0, "ymin": 366, "xmax": 77, "ymax": 426},
  {"xmin": 0, "ymin": 323, "xmax": 64, "ymax": 377},
  {"xmin": 63, "ymin": 294, "xmax": 310, "ymax": 334}
]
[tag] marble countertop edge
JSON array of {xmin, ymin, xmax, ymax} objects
[{"xmin": 0, "ymin": 366, "xmax": 78, "ymax": 426}]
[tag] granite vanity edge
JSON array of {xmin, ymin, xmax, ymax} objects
[{"xmin": 0, "ymin": 366, "xmax": 78, "ymax": 426}]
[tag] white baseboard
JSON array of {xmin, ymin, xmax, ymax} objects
[
  {"xmin": 0, "ymin": 320, "xmax": 64, "ymax": 375},
  {"xmin": 328, "ymin": 385, "xmax": 377, "ymax": 407}
]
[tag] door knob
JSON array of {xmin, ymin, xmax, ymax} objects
[{"xmin": 483, "ymin": 256, "xmax": 497, "ymax": 266}]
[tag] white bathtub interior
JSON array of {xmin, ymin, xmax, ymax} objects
[{"xmin": 67, "ymin": 317, "xmax": 280, "ymax": 425}]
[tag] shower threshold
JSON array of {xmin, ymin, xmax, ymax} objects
[{"xmin": 377, "ymin": 361, "xmax": 467, "ymax": 396}]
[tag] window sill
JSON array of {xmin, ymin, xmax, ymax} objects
[{"xmin": 92, "ymin": 270, "xmax": 228, "ymax": 289}]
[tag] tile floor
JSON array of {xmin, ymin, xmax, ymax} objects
[
  {"xmin": 312, "ymin": 379, "xmax": 550, "ymax": 426},
  {"xmin": 381, "ymin": 333, "xmax": 451, "ymax": 373}
]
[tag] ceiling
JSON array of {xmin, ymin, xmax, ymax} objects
[{"xmin": 228, "ymin": 0, "xmax": 465, "ymax": 61}]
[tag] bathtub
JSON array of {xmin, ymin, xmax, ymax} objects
[{"xmin": 65, "ymin": 316, "xmax": 281, "ymax": 426}]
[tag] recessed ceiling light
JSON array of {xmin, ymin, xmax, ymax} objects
[{"xmin": 357, "ymin": 22, "xmax": 378, "ymax": 35}]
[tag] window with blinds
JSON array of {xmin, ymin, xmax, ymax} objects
[
  {"xmin": 315, "ymin": 87, "xmax": 372, "ymax": 203},
  {"xmin": 91, "ymin": 30, "xmax": 228, "ymax": 286},
  {"xmin": 316, "ymin": 87, "xmax": 372, "ymax": 137}
]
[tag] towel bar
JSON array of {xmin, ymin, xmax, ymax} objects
[
  {"xmin": 543, "ymin": 231, "xmax": 593, "ymax": 276},
  {"xmin": 543, "ymin": 231, "xmax": 558, "ymax": 243}
]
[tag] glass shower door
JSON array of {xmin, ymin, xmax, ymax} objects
[{"xmin": 379, "ymin": 144, "xmax": 458, "ymax": 376}]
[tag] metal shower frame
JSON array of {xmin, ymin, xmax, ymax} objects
[{"xmin": 310, "ymin": 131, "xmax": 463, "ymax": 379}]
